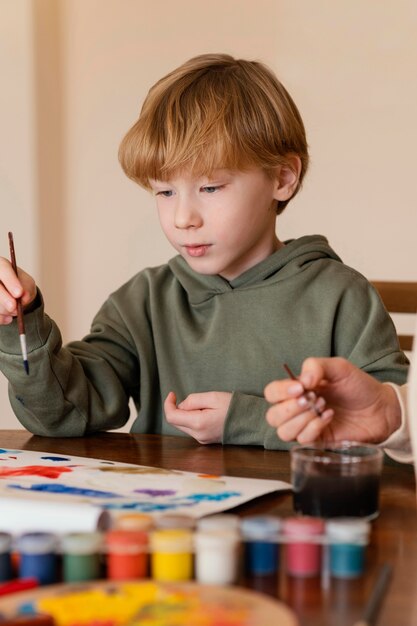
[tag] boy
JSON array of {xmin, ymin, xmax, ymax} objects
[{"xmin": 0, "ymin": 53, "xmax": 408, "ymax": 448}]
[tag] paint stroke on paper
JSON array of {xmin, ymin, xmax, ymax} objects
[{"xmin": 0, "ymin": 449, "xmax": 291, "ymax": 534}]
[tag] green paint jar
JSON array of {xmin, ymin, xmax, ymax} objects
[{"xmin": 61, "ymin": 532, "xmax": 103, "ymax": 582}]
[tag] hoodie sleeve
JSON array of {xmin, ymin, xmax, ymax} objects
[{"xmin": 0, "ymin": 291, "xmax": 137, "ymax": 436}]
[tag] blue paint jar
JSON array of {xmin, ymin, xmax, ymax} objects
[
  {"xmin": 241, "ymin": 515, "xmax": 281, "ymax": 576},
  {"xmin": 0, "ymin": 532, "xmax": 13, "ymax": 581},
  {"xmin": 17, "ymin": 532, "xmax": 58, "ymax": 585},
  {"xmin": 326, "ymin": 518, "xmax": 370, "ymax": 578}
]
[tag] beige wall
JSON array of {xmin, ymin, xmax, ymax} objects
[{"xmin": 1, "ymin": 0, "xmax": 416, "ymax": 430}]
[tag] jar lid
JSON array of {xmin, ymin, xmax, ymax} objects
[
  {"xmin": 155, "ymin": 514, "xmax": 195, "ymax": 530},
  {"xmin": 326, "ymin": 518, "xmax": 370, "ymax": 542},
  {"xmin": 17, "ymin": 532, "xmax": 58, "ymax": 554},
  {"xmin": 197, "ymin": 514, "xmax": 240, "ymax": 532},
  {"xmin": 61, "ymin": 532, "xmax": 103, "ymax": 554},
  {"xmin": 114, "ymin": 513, "xmax": 154, "ymax": 532},
  {"xmin": 194, "ymin": 529, "xmax": 240, "ymax": 549},
  {"xmin": 283, "ymin": 516, "xmax": 325, "ymax": 536},
  {"xmin": 241, "ymin": 515, "xmax": 281, "ymax": 539},
  {"xmin": 150, "ymin": 529, "xmax": 193, "ymax": 552}
]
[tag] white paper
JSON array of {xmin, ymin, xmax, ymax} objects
[{"xmin": 0, "ymin": 448, "xmax": 291, "ymax": 534}]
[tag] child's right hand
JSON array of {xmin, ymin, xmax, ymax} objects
[{"xmin": 0, "ymin": 257, "xmax": 37, "ymax": 325}]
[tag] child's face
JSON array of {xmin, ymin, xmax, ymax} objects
[{"xmin": 150, "ymin": 167, "xmax": 281, "ymax": 281}]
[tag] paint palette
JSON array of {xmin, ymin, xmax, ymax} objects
[{"xmin": 0, "ymin": 580, "xmax": 299, "ymax": 626}]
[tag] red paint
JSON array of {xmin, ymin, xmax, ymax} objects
[
  {"xmin": 0, "ymin": 577, "xmax": 39, "ymax": 596},
  {"xmin": 283, "ymin": 517, "xmax": 324, "ymax": 577},
  {"xmin": 105, "ymin": 530, "xmax": 148, "ymax": 580},
  {"xmin": 0, "ymin": 465, "xmax": 73, "ymax": 479}
]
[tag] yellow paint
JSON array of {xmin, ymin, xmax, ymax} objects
[{"xmin": 150, "ymin": 529, "xmax": 193, "ymax": 582}]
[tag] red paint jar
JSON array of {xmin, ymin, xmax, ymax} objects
[
  {"xmin": 105, "ymin": 530, "xmax": 148, "ymax": 580},
  {"xmin": 283, "ymin": 517, "xmax": 324, "ymax": 577}
]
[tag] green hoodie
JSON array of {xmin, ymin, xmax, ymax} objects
[{"xmin": 0, "ymin": 235, "xmax": 408, "ymax": 449}]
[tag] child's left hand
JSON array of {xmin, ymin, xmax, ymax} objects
[{"xmin": 164, "ymin": 391, "xmax": 232, "ymax": 444}]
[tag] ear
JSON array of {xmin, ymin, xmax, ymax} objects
[{"xmin": 272, "ymin": 155, "xmax": 302, "ymax": 202}]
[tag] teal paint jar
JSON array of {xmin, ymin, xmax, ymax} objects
[{"xmin": 326, "ymin": 518, "xmax": 370, "ymax": 578}]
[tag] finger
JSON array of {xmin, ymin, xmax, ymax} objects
[
  {"xmin": 0, "ymin": 258, "xmax": 23, "ymax": 298},
  {"xmin": 0, "ymin": 283, "xmax": 18, "ymax": 315},
  {"xmin": 296, "ymin": 410, "xmax": 334, "ymax": 444},
  {"xmin": 0, "ymin": 314, "xmax": 14, "ymax": 325},
  {"xmin": 266, "ymin": 395, "xmax": 312, "ymax": 427},
  {"xmin": 276, "ymin": 409, "xmax": 322, "ymax": 442},
  {"xmin": 264, "ymin": 379, "xmax": 304, "ymax": 403},
  {"xmin": 299, "ymin": 357, "xmax": 352, "ymax": 389},
  {"xmin": 177, "ymin": 393, "xmax": 208, "ymax": 410}
]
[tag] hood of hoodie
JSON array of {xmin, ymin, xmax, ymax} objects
[{"xmin": 168, "ymin": 235, "xmax": 343, "ymax": 305}]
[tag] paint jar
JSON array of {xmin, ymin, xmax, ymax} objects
[
  {"xmin": 291, "ymin": 442, "xmax": 383, "ymax": 519},
  {"xmin": 61, "ymin": 532, "xmax": 103, "ymax": 582},
  {"xmin": 150, "ymin": 529, "xmax": 193, "ymax": 582},
  {"xmin": 155, "ymin": 513, "xmax": 195, "ymax": 530},
  {"xmin": 326, "ymin": 518, "xmax": 370, "ymax": 578},
  {"xmin": 105, "ymin": 530, "xmax": 148, "ymax": 580},
  {"xmin": 283, "ymin": 517, "xmax": 324, "ymax": 577},
  {"xmin": 194, "ymin": 529, "xmax": 240, "ymax": 585},
  {"xmin": 0, "ymin": 532, "xmax": 13, "ymax": 582},
  {"xmin": 197, "ymin": 514, "xmax": 240, "ymax": 533},
  {"xmin": 113, "ymin": 513, "xmax": 154, "ymax": 532},
  {"xmin": 17, "ymin": 532, "xmax": 58, "ymax": 585},
  {"xmin": 241, "ymin": 516, "xmax": 281, "ymax": 576}
]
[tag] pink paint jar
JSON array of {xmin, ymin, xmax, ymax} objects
[{"xmin": 283, "ymin": 517, "xmax": 324, "ymax": 577}]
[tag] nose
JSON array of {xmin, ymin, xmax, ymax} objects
[{"xmin": 174, "ymin": 197, "xmax": 203, "ymax": 229}]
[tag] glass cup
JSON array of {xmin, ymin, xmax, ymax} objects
[{"xmin": 290, "ymin": 441, "xmax": 383, "ymax": 519}]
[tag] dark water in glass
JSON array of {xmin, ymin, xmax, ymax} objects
[{"xmin": 293, "ymin": 473, "xmax": 380, "ymax": 518}]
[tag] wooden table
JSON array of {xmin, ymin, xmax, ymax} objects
[{"xmin": 1, "ymin": 429, "xmax": 417, "ymax": 626}]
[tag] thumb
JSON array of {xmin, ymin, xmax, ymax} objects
[{"xmin": 299, "ymin": 357, "xmax": 352, "ymax": 389}]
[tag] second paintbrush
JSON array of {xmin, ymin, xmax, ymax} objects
[{"xmin": 8, "ymin": 232, "xmax": 29, "ymax": 375}]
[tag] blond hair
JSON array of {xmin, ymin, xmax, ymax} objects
[{"xmin": 119, "ymin": 53, "xmax": 309, "ymax": 212}]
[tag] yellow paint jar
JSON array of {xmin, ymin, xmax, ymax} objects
[{"xmin": 150, "ymin": 529, "xmax": 193, "ymax": 582}]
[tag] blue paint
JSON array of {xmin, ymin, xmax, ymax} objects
[
  {"xmin": 0, "ymin": 449, "xmax": 22, "ymax": 454},
  {"xmin": 10, "ymin": 484, "xmax": 121, "ymax": 498},
  {"xmin": 40, "ymin": 456, "xmax": 70, "ymax": 461},
  {"xmin": 181, "ymin": 491, "xmax": 240, "ymax": 503},
  {"xmin": 0, "ymin": 533, "xmax": 13, "ymax": 582},
  {"xmin": 241, "ymin": 516, "xmax": 281, "ymax": 576},
  {"xmin": 17, "ymin": 532, "xmax": 58, "ymax": 585},
  {"xmin": 104, "ymin": 501, "xmax": 181, "ymax": 513}
]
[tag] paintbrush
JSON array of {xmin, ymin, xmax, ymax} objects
[
  {"xmin": 353, "ymin": 562, "xmax": 392, "ymax": 626},
  {"xmin": 8, "ymin": 232, "xmax": 29, "ymax": 374}
]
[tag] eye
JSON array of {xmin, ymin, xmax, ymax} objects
[
  {"xmin": 201, "ymin": 185, "xmax": 223, "ymax": 194},
  {"xmin": 155, "ymin": 189, "xmax": 174, "ymax": 197}
]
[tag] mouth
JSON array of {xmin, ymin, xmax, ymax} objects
[{"xmin": 183, "ymin": 244, "xmax": 211, "ymax": 258}]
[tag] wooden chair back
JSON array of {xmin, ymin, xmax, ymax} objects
[{"xmin": 371, "ymin": 281, "xmax": 417, "ymax": 352}]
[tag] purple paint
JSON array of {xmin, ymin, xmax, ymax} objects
[{"xmin": 133, "ymin": 489, "xmax": 176, "ymax": 497}]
